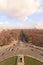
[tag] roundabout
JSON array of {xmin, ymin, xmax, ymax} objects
[{"xmin": 0, "ymin": 41, "xmax": 43, "ymax": 65}]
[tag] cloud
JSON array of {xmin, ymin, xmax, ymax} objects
[
  {"xmin": 0, "ymin": 0, "xmax": 42, "ymax": 20},
  {"xmin": 34, "ymin": 22, "xmax": 43, "ymax": 29},
  {"xmin": 0, "ymin": 21, "xmax": 29, "ymax": 29},
  {"xmin": 14, "ymin": 23, "xmax": 29, "ymax": 29},
  {"xmin": 0, "ymin": 21, "xmax": 13, "ymax": 29},
  {"xmin": 0, "ymin": 21, "xmax": 43, "ymax": 29}
]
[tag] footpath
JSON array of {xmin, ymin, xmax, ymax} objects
[{"xmin": 17, "ymin": 55, "xmax": 24, "ymax": 65}]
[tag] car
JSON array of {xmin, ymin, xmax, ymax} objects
[
  {"xmin": 40, "ymin": 54, "xmax": 43, "ymax": 56},
  {"xmin": 13, "ymin": 44, "xmax": 15, "ymax": 46},
  {"xmin": 2, "ymin": 53, "xmax": 4, "ymax": 55},
  {"xmin": 31, "ymin": 49, "xmax": 33, "ymax": 51},
  {"xmin": 29, "ymin": 46, "xmax": 34, "ymax": 48}
]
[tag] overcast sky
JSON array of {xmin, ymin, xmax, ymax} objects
[{"xmin": 0, "ymin": 0, "xmax": 43, "ymax": 29}]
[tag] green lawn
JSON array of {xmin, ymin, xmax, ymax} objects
[
  {"xmin": 0, "ymin": 56, "xmax": 17, "ymax": 65},
  {"xmin": 24, "ymin": 56, "xmax": 43, "ymax": 65}
]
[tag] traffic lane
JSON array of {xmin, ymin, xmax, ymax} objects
[
  {"xmin": 16, "ymin": 47, "xmax": 43, "ymax": 61},
  {"xmin": 0, "ymin": 45, "xmax": 43, "ymax": 55},
  {"xmin": 0, "ymin": 44, "xmax": 43, "ymax": 61}
]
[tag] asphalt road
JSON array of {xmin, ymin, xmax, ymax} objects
[{"xmin": 0, "ymin": 42, "xmax": 43, "ymax": 62}]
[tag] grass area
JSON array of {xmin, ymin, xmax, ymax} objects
[
  {"xmin": 0, "ymin": 56, "xmax": 17, "ymax": 65},
  {"xmin": 24, "ymin": 56, "xmax": 43, "ymax": 65}
]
